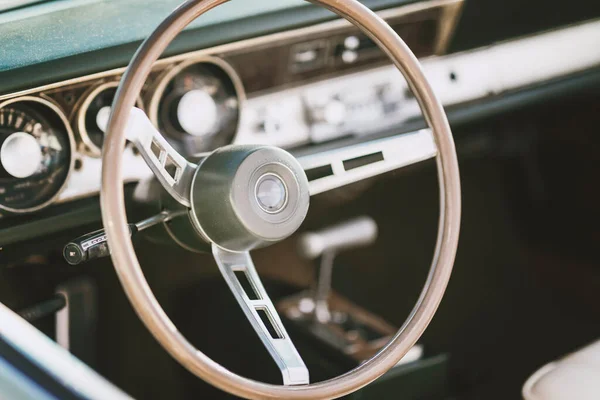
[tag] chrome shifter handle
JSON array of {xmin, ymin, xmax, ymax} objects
[
  {"xmin": 298, "ymin": 216, "xmax": 378, "ymax": 260},
  {"xmin": 297, "ymin": 216, "xmax": 378, "ymax": 323}
]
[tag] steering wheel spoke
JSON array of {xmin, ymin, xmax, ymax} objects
[
  {"xmin": 212, "ymin": 245, "xmax": 309, "ymax": 386},
  {"xmin": 105, "ymin": 107, "xmax": 196, "ymax": 207},
  {"xmin": 298, "ymin": 129, "xmax": 437, "ymax": 196}
]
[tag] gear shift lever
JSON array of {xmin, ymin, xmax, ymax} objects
[
  {"xmin": 280, "ymin": 216, "xmax": 422, "ymax": 365},
  {"xmin": 297, "ymin": 217, "xmax": 378, "ymax": 323},
  {"xmin": 278, "ymin": 216, "xmax": 406, "ymax": 363}
]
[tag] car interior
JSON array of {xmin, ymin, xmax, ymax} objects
[{"xmin": 0, "ymin": 0, "xmax": 600, "ymax": 399}]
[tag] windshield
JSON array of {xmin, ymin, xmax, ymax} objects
[{"xmin": 0, "ymin": 0, "xmax": 48, "ymax": 12}]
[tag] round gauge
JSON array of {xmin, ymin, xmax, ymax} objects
[
  {"xmin": 149, "ymin": 56, "xmax": 244, "ymax": 155},
  {"xmin": 0, "ymin": 97, "xmax": 74, "ymax": 214},
  {"xmin": 76, "ymin": 81, "xmax": 143, "ymax": 157}
]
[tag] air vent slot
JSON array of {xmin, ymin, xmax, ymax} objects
[
  {"xmin": 342, "ymin": 151, "xmax": 384, "ymax": 171},
  {"xmin": 305, "ymin": 164, "xmax": 334, "ymax": 181}
]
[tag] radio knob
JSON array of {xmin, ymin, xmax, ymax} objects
[
  {"xmin": 310, "ymin": 99, "xmax": 347, "ymax": 126},
  {"xmin": 0, "ymin": 132, "xmax": 42, "ymax": 178}
]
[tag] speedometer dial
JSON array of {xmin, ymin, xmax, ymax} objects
[
  {"xmin": 0, "ymin": 97, "xmax": 74, "ymax": 214},
  {"xmin": 149, "ymin": 56, "xmax": 244, "ymax": 155}
]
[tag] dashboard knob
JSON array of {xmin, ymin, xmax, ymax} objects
[
  {"xmin": 311, "ymin": 99, "xmax": 347, "ymax": 126},
  {"xmin": 0, "ymin": 132, "xmax": 42, "ymax": 178},
  {"xmin": 176, "ymin": 89, "xmax": 218, "ymax": 137}
]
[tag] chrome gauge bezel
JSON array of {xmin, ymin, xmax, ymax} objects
[
  {"xmin": 75, "ymin": 81, "xmax": 144, "ymax": 158},
  {"xmin": 0, "ymin": 95, "xmax": 76, "ymax": 214},
  {"xmin": 147, "ymin": 55, "xmax": 246, "ymax": 144}
]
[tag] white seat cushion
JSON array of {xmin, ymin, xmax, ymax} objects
[{"xmin": 523, "ymin": 340, "xmax": 600, "ymax": 400}]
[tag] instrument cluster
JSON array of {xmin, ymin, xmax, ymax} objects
[{"xmin": 0, "ymin": 56, "xmax": 245, "ymax": 216}]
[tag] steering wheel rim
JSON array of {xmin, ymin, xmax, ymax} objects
[{"xmin": 101, "ymin": 0, "xmax": 461, "ymax": 399}]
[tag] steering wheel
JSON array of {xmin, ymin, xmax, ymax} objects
[{"xmin": 101, "ymin": 0, "xmax": 461, "ymax": 398}]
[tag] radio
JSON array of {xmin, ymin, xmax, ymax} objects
[{"xmin": 232, "ymin": 0, "xmax": 462, "ymax": 147}]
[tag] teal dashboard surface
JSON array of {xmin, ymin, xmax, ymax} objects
[{"xmin": 0, "ymin": 0, "xmax": 307, "ymax": 71}]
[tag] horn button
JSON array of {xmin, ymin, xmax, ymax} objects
[
  {"xmin": 189, "ymin": 145, "xmax": 310, "ymax": 252},
  {"xmin": 255, "ymin": 173, "xmax": 288, "ymax": 214}
]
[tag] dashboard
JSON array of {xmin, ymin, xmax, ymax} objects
[
  {"xmin": 0, "ymin": 0, "xmax": 599, "ymax": 220},
  {"xmin": 0, "ymin": 0, "xmax": 461, "ymax": 215}
]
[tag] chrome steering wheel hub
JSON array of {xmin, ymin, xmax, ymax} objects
[{"xmin": 190, "ymin": 145, "xmax": 310, "ymax": 252}]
